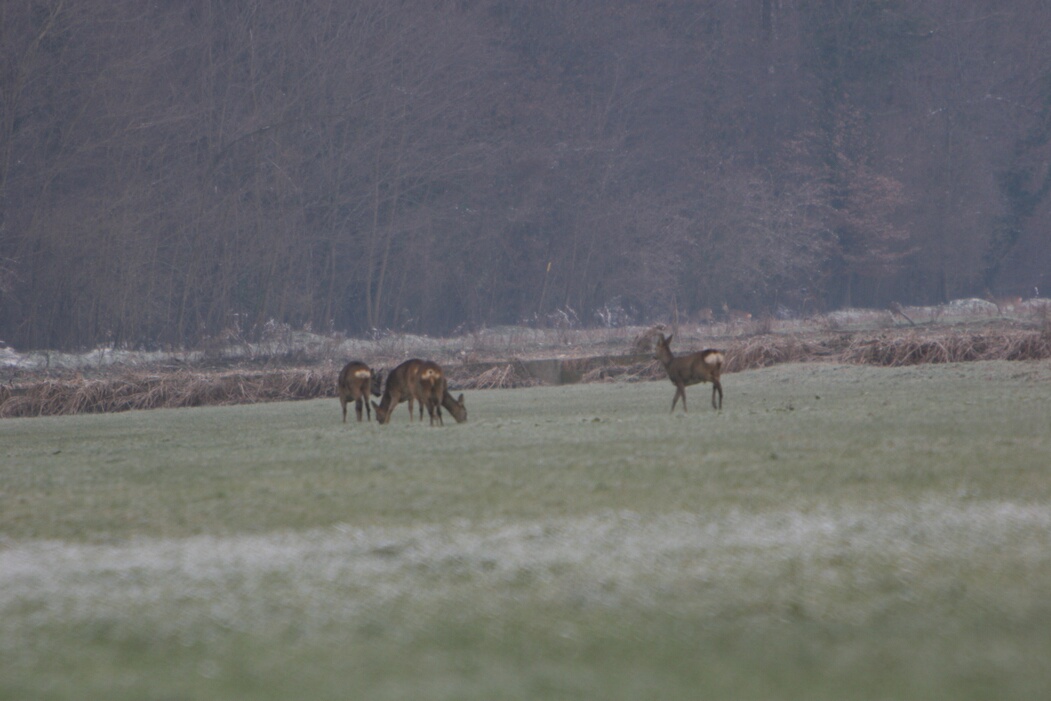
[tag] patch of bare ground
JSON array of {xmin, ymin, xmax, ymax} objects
[{"xmin": 2, "ymin": 318, "xmax": 1050, "ymax": 417}]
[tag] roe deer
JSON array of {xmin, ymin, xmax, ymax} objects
[
  {"xmin": 442, "ymin": 389, "xmax": 467, "ymax": 423},
  {"xmin": 407, "ymin": 387, "xmax": 467, "ymax": 424},
  {"xmin": 337, "ymin": 360, "xmax": 382, "ymax": 422},
  {"xmin": 984, "ymin": 290, "xmax": 1023, "ymax": 316},
  {"xmin": 372, "ymin": 358, "xmax": 424, "ymax": 425},
  {"xmin": 654, "ymin": 333, "xmax": 724, "ymax": 412},
  {"xmin": 372, "ymin": 359, "xmax": 456, "ymax": 426},
  {"xmin": 722, "ymin": 302, "xmax": 752, "ymax": 325},
  {"xmin": 415, "ymin": 360, "xmax": 447, "ymax": 426}
]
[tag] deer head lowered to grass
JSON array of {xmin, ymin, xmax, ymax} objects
[
  {"xmin": 372, "ymin": 358, "xmax": 422, "ymax": 425},
  {"xmin": 441, "ymin": 388, "xmax": 467, "ymax": 423},
  {"xmin": 372, "ymin": 359, "xmax": 465, "ymax": 426},
  {"xmin": 654, "ymin": 333, "xmax": 724, "ymax": 412}
]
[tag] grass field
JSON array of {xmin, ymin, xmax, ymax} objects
[{"xmin": 2, "ymin": 361, "xmax": 1051, "ymax": 700}]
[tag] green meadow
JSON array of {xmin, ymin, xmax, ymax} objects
[{"xmin": 2, "ymin": 361, "xmax": 1050, "ymax": 700}]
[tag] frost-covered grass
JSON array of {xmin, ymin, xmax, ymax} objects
[{"xmin": 2, "ymin": 362, "xmax": 1051, "ymax": 700}]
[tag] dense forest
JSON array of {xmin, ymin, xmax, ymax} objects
[{"xmin": 2, "ymin": 1, "xmax": 1050, "ymax": 350}]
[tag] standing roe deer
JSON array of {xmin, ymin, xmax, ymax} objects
[
  {"xmin": 722, "ymin": 302, "xmax": 752, "ymax": 325},
  {"xmin": 654, "ymin": 332, "xmax": 724, "ymax": 412},
  {"xmin": 337, "ymin": 360, "xmax": 382, "ymax": 422},
  {"xmin": 984, "ymin": 290, "xmax": 1023, "ymax": 316}
]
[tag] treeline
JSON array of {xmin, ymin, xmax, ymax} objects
[{"xmin": 2, "ymin": 1, "xmax": 1050, "ymax": 350}]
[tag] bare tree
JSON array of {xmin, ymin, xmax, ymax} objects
[{"xmin": 4, "ymin": 0, "xmax": 1051, "ymax": 350}]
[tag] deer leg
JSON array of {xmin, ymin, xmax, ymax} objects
[
  {"xmin": 341, "ymin": 396, "xmax": 348, "ymax": 423},
  {"xmin": 712, "ymin": 380, "xmax": 723, "ymax": 410},
  {"xmin": 381, "ymin": 388, "xmax": 403, "ymax": 425},
  {"xmin": 671, "ymin": 384, "xmax": 686, "ymax": 413},
  {"xmin": 363, "ymin": 395, "xmax": 372, "ymax": 421}
]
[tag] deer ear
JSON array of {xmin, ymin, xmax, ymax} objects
[
  {"xmin": 457, "ymin": 393, "xmax": 464, "ymax": 404},
  {"xmin": 666, "ymin": 334, "xmax": 673, "ymax": 344}
]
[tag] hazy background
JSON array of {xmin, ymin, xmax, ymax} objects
[{"xmin": 2, "ymin": 1, "xmax": 1049, "ymax": 351}]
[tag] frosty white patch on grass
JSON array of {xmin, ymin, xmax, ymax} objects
[{"xmin": 2, "ymin": 500, "xmax": 1049, "ymax": 649}]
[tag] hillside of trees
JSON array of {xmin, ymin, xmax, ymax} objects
[{"xmin": 2, "ymin": 1, "xmax": 1050, "ymax": 351}]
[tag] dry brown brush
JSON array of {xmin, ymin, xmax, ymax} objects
[
  {"xmin": 0, "ymin": 369, "xmax": 334, "ymax": 418},
  {"xmin": 840, "ymin": 331, "xmax": 1051, "ymax": 366},
  {"xmin": 717, "ymin": 329, "xmax": 1051, "ymax": 371},
  {"xmin": 446, "ymin": 362, "xmax": 540, "ymax": 390},
  {"xmin": 3, "ymin": 330, "xmax": 1049, "ymax": 418}
]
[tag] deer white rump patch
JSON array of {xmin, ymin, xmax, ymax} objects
[
  {"xmin": 706, "ymin": 352, "xmax": 724, "ymax": 366},
  {"xmin": 353, "ymin": 369, "xmax": 371, "ymax": 379}
]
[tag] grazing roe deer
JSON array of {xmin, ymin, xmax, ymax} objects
[
  {"xmin": 407, "ymin": 387, "xmax": 468, "ymax": 424},
  {"xmin": 373, "ymin": 359, "xmax": 461, "ymax": 426},
  {"xmin": 415, "ymin": 360, "xmax": 448, "ymax": 426},
  {"xmin": 337, "ymin": 360, "xmax": 382, "ymax": 422},
  {"xmin": 442, "ymin": 389, "xmax": 467, "ymax": 423},
  {"xmin": 372, "ymin": 358, "xmax": 424, "ymax": 425},
  {"xmin": 654, "ymin": 333, "xmax": 724, "ymax": 412}
]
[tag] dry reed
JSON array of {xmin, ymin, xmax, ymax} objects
[
  {"xmin": 449, "ymin": 363, "xmax": 539, "ymax": 390},
  {"xmin": 840, "ymin": 331, "xmax": 1051, "ymax": 366},
  {"xmin": 3, "ymin": 329, "xmax": 1049, "ymax": 417},
  {"xmin": 0, "ymin": 369, "xmax": 336, "ymax": 418},
  {"xmin": 579, "ymin": 361, "xmax": 664, "ymax": 383}
]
